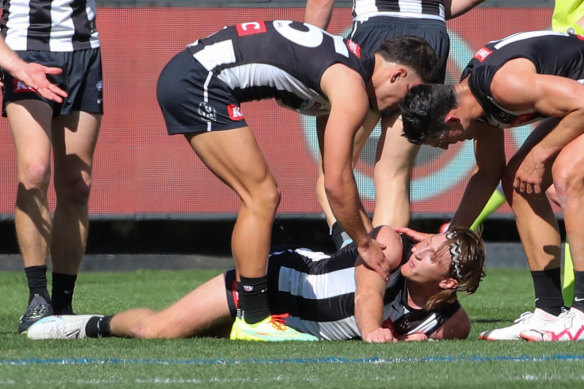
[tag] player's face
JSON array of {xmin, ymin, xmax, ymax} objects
[
  {"xmin": 402, "ymin": 234, "xmax": 453, "ymax": 283},
  {"xmin": 426, "ymin": 121, "xmax": 474, "ymax": 150}
]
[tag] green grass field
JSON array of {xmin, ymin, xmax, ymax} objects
[{"xmin": 1, "ymin": 268, "xmax": 584, "ymax": 388}]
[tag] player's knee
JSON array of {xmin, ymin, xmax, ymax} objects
[
  {"xmin": 55, "ymin": 174, "xmax": 92, "ymax": 205},
  {"xmin": 552, "ymin": 165, "xmax": 584, "ymax": 204},
  {"xmin": 18, "ymin": 161, "xmax": 51, "ymax": 192},
  {"xmin": 250, "ymin": 181, "xmax": 280, "ymax": 213},
  {"xmin": 132, "ymin": 321, "xmax": 165, "ymax": 339}
]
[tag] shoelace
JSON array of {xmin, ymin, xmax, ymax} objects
[
  {"xmin": 515, "ymin": 312, "xmax": 533, "ymax": 324},
  {"xmin": 270, "ymin": 314, "xmax": 290, "ymax": 332},
  {"xmin": 560, "ymin": 311, "xmax": 576, "ymax": 329}
]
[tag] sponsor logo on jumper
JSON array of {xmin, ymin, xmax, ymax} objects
[
  {"xmin": 510, "ymin": 112, "xmax": 537, "ymax": 127},
  {"xmin": 473, "ymin": 47, "xmax": 492, "ymax": 62},
  {"xmin": 346, "ymin": 40, "xmax": 361, "ymax": 58},
  {"xmin": 236, "ymin": 21, "xmax": 267, "ymax": 37},
  {"xmin": 14, "ymin": 80, "xmax": 35, "ymax": 93},
  {"xmin": 228, "ymin": 104, "xmax": 245, "ymax": 120}
]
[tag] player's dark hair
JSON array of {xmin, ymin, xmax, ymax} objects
[
  {"xmin": 400, "ymin": 83, "xmax": 457, "ymax": 145},
  {"xmin": 375, "ymin": 36, "xmax": 441, "ymax": 83}
]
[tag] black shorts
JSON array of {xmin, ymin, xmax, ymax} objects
[
  {"xmin": 1, "ymin": 48, "xmax": 103, "ymax": 117},
  {"xmin": 156, "ymin": 48, "xmax": 248, "ymax": 135},
  {"xmin": 348, "ymin": 16, "xmax": 450, "ymax": 83}
]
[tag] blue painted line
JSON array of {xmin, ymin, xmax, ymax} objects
[{"xmin": 1, "ymin": 354, "xmax": 584, "ymax": 366}]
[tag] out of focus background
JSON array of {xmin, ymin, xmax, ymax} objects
[{"xmin": 0, "ymin": 1, "xmax": 559, "ymax": 270}]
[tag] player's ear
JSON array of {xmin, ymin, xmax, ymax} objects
[
  {"xmin": 439, "ymin": 278, "xmax": 459, "ymax": 290},
  {"xmin": 444, "ymin": 113, "xmax": 461, "ymax": 126},
  {"xmin": 390, "ymin": 67, "xmax": 407, "ymax": 83}
]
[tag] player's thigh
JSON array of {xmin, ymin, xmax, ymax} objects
[
  {"xmin": 506, "ymin": 118, "xmax": 558, "ymax": 186},
  {"xmin": 52, "ymin": 111, "xmax": 101, "ymax": 180},
  {"xmin": 6, "ymin": 100, "xmax": 53, "ymax": 179},
  {"xmin": 187, "ymin": 127, "xmax": 277, "ymax": 201}
]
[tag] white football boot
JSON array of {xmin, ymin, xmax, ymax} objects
[
  {"xmin": 479, "ymin": 308, "xmax": 560, "ymax": 341},
  {"xmin": 26, "ymin": 315, "xmax": 101, "ymax": 340},
  {"xmin": 521, "ymin": 308, "xmax": 584, "ymax": 341}
]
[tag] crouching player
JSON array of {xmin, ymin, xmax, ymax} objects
[{"xmin": 26, "ymin": 225, "xmax": 485, "ymax": 342}]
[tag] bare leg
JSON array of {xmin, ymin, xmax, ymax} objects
[
  {"xmin": 503, "ymin": 119, "xmax": 561, "ymax": 272},
  {"xmin": 7, "ymin": 101, "xmax": 54, "ymax": 270},
  {"xmin": 502, "ymin": 119, "xmax": 563, "ymax": 317},
  {"xmin": 187, "ymin": 127, "xmax": 280, "ymax": 279},
  {"xmin": 50, "ymin": 111, "xmax": 101, "ymax": 275},
  {"xmin": 111, "ymin": 274, "xmax": 232, "ymax": 338},
  {"xmin": 553, "ymin": 134, "xmax": 584, "ymax": 274},
  {"xmin": 372, "ymin": 115, "xmax": 419, "ymax": 228}
]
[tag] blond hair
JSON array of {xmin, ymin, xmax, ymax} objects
[{"xmin": 425, "ymin": 228, "xmax": 486, "ymax": 311}]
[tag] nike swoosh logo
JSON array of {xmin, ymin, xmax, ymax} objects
[
  {"xmin": 66, "ymin": 329, "xmax": 81, "ymax": 338},
  {"xmin": 574, "ymin": 297, "xmax": 584, "ymax": 302}
]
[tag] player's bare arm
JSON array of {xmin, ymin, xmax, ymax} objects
[
  {"xmin": 304, "ymin": 0, "xmax": 336, "ymax": 29},
  {"xmin": 444, "ymin": 0, "xmax": 485, "ymax": 19},
  {"xmin": 428, "ymin": 308, "xmax": 471, "ymax": 340},
  {"xmin": 320, "ymin": 64, "xmax": 390, "ymax": 279},
  {"xmin": 450, "ymin": 123, "xmax": 505, "ymax": 228},
  {"xmin": 354, "ymin": 228, "xmax": 402, "ymax": 342},
  {"xmin": 354, "ymin": 259, "xmax": 394, "ymax": 342},
  {"xmin": 492, "ymin": 59, "xmax": 584, "ymax": 194}
]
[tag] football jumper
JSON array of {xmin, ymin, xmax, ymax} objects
[
  {"xmin": 1, "ymin": 0, "xmax": 100, "ymax": 51},
  {"xmin": 225, "ymin": 235, "xmax": 461, "ymax": 340},
  {"xmin": 353, "ymin": 0, "xmax": 445, "ymax": 22},
  {"xmin": 461, "ymin": 31, "xmax": 584, "ymax": 129},
  {"xmin": 157, "ymin": 20, "xmax": 373, "ymax": 134}
]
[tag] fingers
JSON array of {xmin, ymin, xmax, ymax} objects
[
  {"xmin": 43, "ymin": 66, "xmax": 64, "ymax": 75},
  {"xmin": 373, "ymin": 260, "xmax": 390, "ymax": 281},
  {"xmin": 35, "ymin": 84, "xmax": 67, "ymax": 103},
  {"xmin": 391, "ymin": 227, "xmax": 429, "ymax": 243},
  {"xmin": 17, "ymin": 63, "xmax": 68, "ymax": 103},
  {"xmin": 402, "ymin": 333, "xmax": 428, "ymax": 342},
  {"xmin": 366, "ymin": 328, "xmax": 395, "ymax": 343},
  {"xmin": 513, "ymin": 179, "xmax": 542, "ymax": 195}
]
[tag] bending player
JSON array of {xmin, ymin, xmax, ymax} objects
[
  {"xmin": 154, "ymin": 20, "xmax": 439, "ymax": 341},
  {"xmin": 26, "ymin": 225, "xmax": 486, "ymax": 342},
  {"xmin": 400, "ymin": 30, "xmax": 584, "ymax": 341},
  {"xmin": 305, "ymin": 0, "xmax": 484, "ymax": 249}
]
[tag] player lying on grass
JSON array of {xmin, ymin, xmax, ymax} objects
[{"xmin": 26, "ymin": 225, "xmax": 486, "ymax": 342}]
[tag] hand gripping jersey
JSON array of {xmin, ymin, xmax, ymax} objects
[
  {"xmin": 262, "ymin": 236, "xmax": 460, "ymax": 340},
  {"xmin": 461, "ymin": 31, "xmax": 584, "ymax": 129},
  {"xmin": 187, "ymin": 20, "xmax": 374, "ymax": 116}
]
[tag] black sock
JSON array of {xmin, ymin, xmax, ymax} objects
[
  {"xmin": 571, "ymin": 271, "xmax": 584, "ymax": 312},
  {"xmin": 330, "ymin": 222, "xmax": 351, "ymax": 251},
  {"xmin": 51, "ymin": 273, "xmax": 77, "ymax": 314},
  {"xmin": 24, "ymin": 265, "xmax": 50, "ymax": 304},
  {"xmin": 85, "ymin": 316, "xmax": 113, "ymax": 338},
  {"xmin": 237, "ymin": 276, "xmax": 270, "ymax": 324},
  {"xmin": 532, "ymin": 268, "xmax": 564, "ymax": 316}
]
